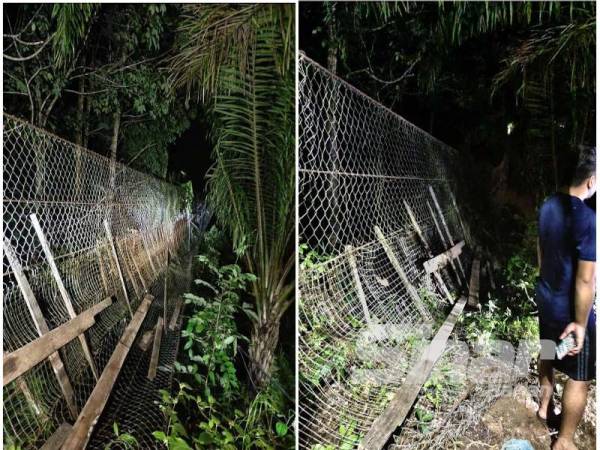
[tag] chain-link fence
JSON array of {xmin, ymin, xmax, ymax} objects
[
  {"xmin": 3, "ymin": 114, "xmax": 191, "ymax": 448},
  {"xmin": 298, "ymin": 54, "xmax": 474, "ymax": 449}
]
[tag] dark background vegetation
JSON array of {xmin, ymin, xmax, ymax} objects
[{"xmin": 300, "ymin": 1, "xmax": 596, "ymax": 260}]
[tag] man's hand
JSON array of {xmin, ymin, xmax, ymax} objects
[{"xmin": 559, "ymin": 322, "xmax": 586, "ymax": 356}]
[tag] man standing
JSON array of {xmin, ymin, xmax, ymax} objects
[{"xmin": 536, "ymin": 147, "xmax": 596, "ymax": 450}]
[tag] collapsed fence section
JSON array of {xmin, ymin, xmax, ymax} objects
[
  {"xmin": 298, "ymin": 54, "xmax": 474, "ymax": 449},
  {"xmin": 3, "ymin": 114, "xmax": 191, "ymax": 449}
]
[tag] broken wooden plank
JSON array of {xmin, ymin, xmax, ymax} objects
[
  {"xmin": 345, "ymin": 245, "xmax": 372, "ymax": 326},
  {"xmin": 40, "ymin": 423, "xmax": 73, "ymax": 450},
  {"xmin": 148, "ymin": 316, "xmax": 164, "ymax": 380},
  {"xmin": 359, "ymin": 296, "xmax": 467, "ymax": 450},
  {"xmin": 168, "ymin": 298, "xmax": 184, "ymax": 331},
  {"xmin": 4, "ymin": 238, "xmax": 80, "ymax": 419},
  {"xmin": 423, "ymin": 241, "xmax": 465, "ymax": 274},
  {"xmin": 4, "ymin": 298, "xmax": 112, "ymax": 386},
  {"xmin": 374, "ymin": 226, "xmax": 430, "ymax": 322},
  {"xmin": 468, "ymin": 257, "xmax": 481, "ymax": 308},
  {"xmin": 30, "ymin": 213, "xmax": 100, "ymax": 381},
  {"xmin": 103, "ymin": 220, "xmax": 133, "ymax": 319},
  {"xmin": 61, "ymin": 294, "xmax": 153, "ymax": 450},
  {"xmin": 427, "ymin": 186, "xmax": 467, "ymax": 281}
]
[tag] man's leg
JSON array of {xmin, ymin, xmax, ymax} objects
[
  {"xmin": 553, "ymin": 379, "xmax": 590, "ymax": 450},
  {"xmin": 538, "ymin": 357, "xmax": 554, "ymax": 419}
]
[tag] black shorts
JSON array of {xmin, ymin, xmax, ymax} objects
[{"xmin": 539, "ymin": 320, "xmax": 595, "ymax": 381}]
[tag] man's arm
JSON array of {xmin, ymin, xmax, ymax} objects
[{"xmin": 560, "ymin": 260, "xmax": 595, "ymax": 355}]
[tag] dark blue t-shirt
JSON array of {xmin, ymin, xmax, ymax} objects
[{"xmin": 536, "ymin": 193, "xmax": 596, "ymax": 329}]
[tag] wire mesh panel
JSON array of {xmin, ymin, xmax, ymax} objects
[
  {"xmin": 298, "ymin": 54, "xmax": 473, "ymax": 449},
  {"xmin": 3, "ymin": 114, "xmax": 190, "ymax": 448}
]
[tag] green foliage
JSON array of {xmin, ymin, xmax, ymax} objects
[
  {"xmin": 170, "ymin": 4, "xmax": 295, "ymax": 386},
  {"xmin": 154, "ymin": 228, "xmax": 293, "ymax": 449},
  {"xmin": 299, "ymin": 243, "xmax": 333, "ymax": 271},
  {"xmin": 52, "ymin": 4, "xmax": 97, "ymax": 67},
  {"xmin": 103, "ymin": 422, "xmax": 139, "ymax": 450}
]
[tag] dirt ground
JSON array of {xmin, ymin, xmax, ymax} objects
[{"xmin": 457, "ymin": 380, "xmax": 596, "ymax": 450}]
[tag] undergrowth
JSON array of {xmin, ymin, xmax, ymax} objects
[{"xmin": 153, "ymin": 227, "xmax": 294, "ymax": 449}]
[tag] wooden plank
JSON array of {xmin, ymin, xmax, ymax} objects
[
  {"xmin": 117, "ymin": 239, "xmax": 141, "ymax": 300},
  {"xmin": 345, "ymin": 245, "xmax": 372, "ymax": 325},
  {"xmin": 403, "ymin": 201, "xmax": 453, "ymax": 303},
  {"xmin": 168, "ymin": 298, "xmax": 184, "ymax": 331},
  {"xmin": 61, "ymin": 294, "xmax": 153, "ymax": 450},
  {"xmin": 428, "ymin": 186, "xmax": 467, "ymax": 281},
  {"xmin": 30, "ymin": 214, "xmax": 100, "ymax": 381},
  {"xmin": 103, "ymin": 220, "xmax": 133, "ymax": 319},
  {"xmin": 426, "ymin": 199, "xmax": 462, "ymax": 286},
  {"xmin": 4, "ymin": 298, "xmax": 112, "ymax": 386},
  {"xmin": 130, "ymin": 242, "xmax": 148, "ymax": 293},
  {"xmin": 423, "ymin": 241, "xmax": 465, "ymax": 274},
  {"xmin": 468, "ymin": 258, "xmax": 481, "ymax": 308},
  {"xmin": 448, "ymin": 190, "xmax": 470, "ymax": 245},
  {"xmin": 359, "ymin": 296, "xmax": 467, "ymax": 450},
  {"xmin": 148, "ymin": 316, "xmax": 164, "ymax": 380},
  {"xmin": 95, "ymin": 248, "xmax": 110, "ymax": 293},
  {"xmin": 3, "ymin": 237, "xmax": 79, "ymax": 419},
  {"xmin": 141, "ymin": 233, "xmax": 158, "ymax": 277},
  {"xmin": 164, "ymin": 251, "xmax": 169, "ymax": 329},
  {"xmin": 374, "ymin": 226, "xmax": 430, "ymax": 322},
  {"xmin": 40, "ymin": 423, "xmax": 73, "ymax": 450}
]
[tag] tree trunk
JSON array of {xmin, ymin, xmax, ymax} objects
[
  {"xmin": 109, "ymin": 108, "xmax": 120, "ymax": 189},
  {"xmin": 107, "ymin": 109, "xmax": 120, "ymax": 224},
  {"xmin": 75, "ymin": 78, "xmax": 85, "ymax": 196},
  {"xmin": 249, "ymin": 316, "xmax": 281, "ymax": 390}
]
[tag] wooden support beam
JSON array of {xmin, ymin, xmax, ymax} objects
[
  {"xmin": 3, "ymin": 238, "xmax": 79, "ymax": 420},
  {"xmin": 168, "ymin": 298, "xmax": 184, "ymax": 331},
  {"xmin": 427, "ymin": 186, "xmax": 467, "ymax": 281},
  {"xmin": 4, "ymin": 298, "xmax": 112, "ymax": 386},
  {"xmin": 148, "ymin": 316, "xmax": 164, "ymax": 381},
  {"xmin": 103, "ymin": 220, "xmax": 133, "ymax": 319},
  {"xmin": 163, "ymin": 251, "xmax": 169, "ymax": 329},
  {"xmin": 61, "ymin": 294, "xmax": 153, "ymax": 450},
  {"xmin": 130, "ymin": 241, "xmax": 148, "ymax": 293},
  {"xmin": 403, "ymin": 201, "xmax": 453, "ymax": 303},
  {"xmin": 425, "ymin": 199, "xmax": 462, "ymax": 286},
  {"xmin": 141, "ymin": 233, "xmax": 158, "ymax": 277},
  {"xmin": 374, "ymin": 226, "xmax": 430, "ymax": 322},
  {"xmin": 468, "ymin": 258, "xmax": 481, "ymax": 308},
  {"xmin": 95, "ymin": 248, "xmax": 110, "ymax": 293},
  {"xmin": 345, "ymin": 245, "xmax": 373, "ymax": 325},
  {"xmin": 41, "ymin": 423, "xmax": 73, "ymax": 450},
  {"xmin": 359, "ymin": 296, "xmax": 467, "ymax": 450},
  {"xmin": 423, "ymin": 241, "xmax": 465, "ymax": 274},
  {"xmin": 30, "ymin": 214, "xmax": 100, "ymax": 381},
  {"xmin": 117, "ymin": 239, "xmax": 141, "ymax": 300},
  {"xmin": 448, "ymin": 190, "xmax": 470, "ymax": 245}
]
